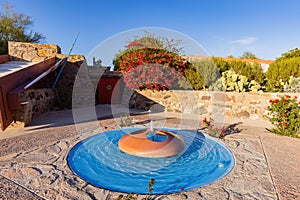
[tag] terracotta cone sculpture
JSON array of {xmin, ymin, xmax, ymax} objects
[{"xmin": 119, "ymin": 129, "xmax": 184, "ymax": 158}]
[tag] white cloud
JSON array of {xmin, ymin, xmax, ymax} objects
[{"xmin": 232, "ymin": 37, "xmax": 257, "ymax": 45}]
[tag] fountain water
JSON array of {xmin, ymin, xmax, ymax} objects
[
  {"xmin": 67, "ymin": 128, "xmax": 235, "ymax": 194},
  {"xmin": 150, "ymin": 120, "xmax": 154, "ymax": 131}
]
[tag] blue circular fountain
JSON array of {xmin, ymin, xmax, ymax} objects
[{"xmin": 67, "ymin": 128, "xmax": 234, "ymax": 194}]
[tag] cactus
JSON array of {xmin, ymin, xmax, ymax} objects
[
  {"xmin": 284, "ymin": 76, "xmax": 300, "ymax": 93},
  {"xmin": 210, "ymin": 69, "xmax": 262, "ymax": 92},
  {"xmin": 209, "ymin": 78, "xmax": 225, "ymax": 91},
  {"xmin": 249, "ymin": 80, "xmax": 262, "ymax": 92}
]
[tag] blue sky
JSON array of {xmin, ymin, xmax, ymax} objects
[{"xmin": 2, "ymin": 0, "xmax": 300, "ymax": 66}]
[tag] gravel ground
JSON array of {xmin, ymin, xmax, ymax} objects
[{"xmin": 0, "ymin": 175, "xmax": 43, "ymax": 200}]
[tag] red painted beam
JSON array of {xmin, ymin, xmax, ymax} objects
[{"xmin": 0, "ymin": 55, "xmax": 9, "ymax": 64}]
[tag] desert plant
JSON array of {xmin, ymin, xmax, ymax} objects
[
  {"xmin": 179, "ymin": 67, "xmax": 205, "ymax": 90},
  {"xmin": 210, "ymin": 57, "xmax": 265, "ymax": 84},
  {"xmin": 209, "ymin": 78, "xmax": 226, "ymax": 91},
  {"xmin": 266, "ymin": 49, "xmax": 300, "ymax": 92},
  {"xmin": 117, "ymin": 178, "xmax": 156, "ymax": 200},
  {"xmin": 284, "ymin": 76, "xmax": 300, "ymax": 93},
  {"xmin": 189, "ymin": 58, "xmax": 220, "ymax": 88},
  {"xmin": 117, "ymin": 193, "xmax": 139, "ymax": 200},
  {"xmin": 266, "ymin": 95, "xmax": 300, "ymax": 138},
  {"xmin": 240, "ymin": 51, "xmax": 259, "ymax": 59},
  {"xmin": 201, "ymin": 117, "xmax": 226, "ymax": 138},
  {"xmin": 229, "ymin": 61, "xmax": 264, "ymax": 84},
  {"xmin": 210, "ymin": 69, "xmax": 262, "ymax": 92},
  {"xmin": 118, "ymin": 113, "xmax": 133, "ymax": 127}
]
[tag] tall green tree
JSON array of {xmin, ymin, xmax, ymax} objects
[{"xmin": 0, "ymin": 4, "xmax": 45, "ymax": 54}]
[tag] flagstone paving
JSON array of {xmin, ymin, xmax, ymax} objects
[{"xmin": 0, "ymin": 110, "xmax": 299, "ymax": 200}]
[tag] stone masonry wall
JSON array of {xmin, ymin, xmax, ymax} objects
[
  {"xmin": 14, "ymin": 89, "xmax": 57, "ymax": 125},
  {"xmin": 6, "ymin": 42, "xmax": 86, "ymax": 127},
  {"xmin": 131, "ymin": 90, "xmax": 300, "ymax": 120},
  {"xmin": 8, "ymin": 41, "xmax": 61, "ymax": 62}
]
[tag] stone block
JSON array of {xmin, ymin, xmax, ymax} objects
[
  {"xmin": 201, "ymin": 96, "xmax": 211, "ymax": 100},
  {"xmin": 237, "ymin": 111, "xmax": 250, "ymax": 119},
  {"xmin": 213, "ymin": 92, "xmax": 230, "ymax": 102},
  {"xmin": 250, "ymin": 114, "xmax": 260, "ymax": 120}
]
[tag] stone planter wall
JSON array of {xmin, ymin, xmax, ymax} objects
[
  {"xmin": 130, "ymin": 90, "xmax": 300, "ymax": 120},
  {"xmin": 8, "ymin": 41, "xmax": 61, "ymax": 62},
  {"xmin": 5, "ymin": 42, "xmax": 88, "ymax": 127},
  {"xmin": 14, "ymin": 89, "xmax": 57, "ymax": 125}
]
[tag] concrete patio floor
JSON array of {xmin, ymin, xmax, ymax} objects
[{"xmin": 0, "ymin": 105, "xmax": 299, "ymax": 200}]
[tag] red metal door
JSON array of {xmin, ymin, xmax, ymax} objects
[{"xmin": 98, "ymin": 77, "xmax": 120, "ymax": 104}]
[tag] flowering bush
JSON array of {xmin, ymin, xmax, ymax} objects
[
  {"xmin": 266, "ymin": 95, "xmax": 300, "ymax": 138},
  {"xmin": 113, "ymin": 33, "xmax": 204, "ymax": 90},
  {"xmin": 123, "ymin": 63, "xmax": 184, "ymax": 90},
  {"xmin": 201, "ymin": 117, "xmax": 226, "ymax": 138},
  {"xmin": 115, "ymin": 47, "xmax": 191, "ymax": 90}
]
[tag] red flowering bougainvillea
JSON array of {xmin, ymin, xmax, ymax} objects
[
  {"xmin": 266, "ymin": 95, "xmax": 300, "ymax": 138},
  {"xmin": 113, "ymin": 35, "xmax": 202, "ymax": 90}
]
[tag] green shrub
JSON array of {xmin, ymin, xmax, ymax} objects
[
  {"xmin": 190, "ymin": 58, "xmax": 220, "ymax": 88},
  {"xmin": 210, "ymin": 57, "xmax": 265, "ymax": 84},
  {"xmin": 266, "ymin": 95, "xmax": 300, "ymax": 138},
  {"xmin": 227, "ymin": 60, "xmax": 264, "ymax": 84},
  {"xmin": 266, "ymin": 50, "xmax": 300, "ymax": 92},
  {"xmin": 211, "ymin": 57, "xmax": 229, "ymax": 73},
  {"xmin": 180, "ymin": 67, "xmax": 205, "ymax": 90}
]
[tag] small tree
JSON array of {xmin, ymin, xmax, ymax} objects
[
  {"xmin": 240, "ymin": 51, "xmax": 258, "ymax": 59},
  {"xmin": 0, "ymin": 4, "xmax": 45, "ymax": 54},
  {"xmin": 278, "ymin": 48, "xmax": 300, "ymax": 60}
]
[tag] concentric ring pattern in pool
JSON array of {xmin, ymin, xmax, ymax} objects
[{"xmin": 67, "ymin": 128, "xmax": 235, "ymax": 194}]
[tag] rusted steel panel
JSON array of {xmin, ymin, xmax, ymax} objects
[
  {"xmin": 98, "ymin": 77, "xmax": 121, "ymax": 104},
  {"xmin": 0, "ymin": 57, "xmax": 56, "ymax": 130},
  {"xmin": 0, "ymin": 55, "xmax": 9, "ymax": 64},
  {"xmin": 0, "ymin": 86, "xmax": 13, "ymax": 130}
]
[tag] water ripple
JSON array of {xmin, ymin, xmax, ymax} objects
[{"xmin": 67, "ymin": 128, "xmax": 234, "ymax": 194}]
